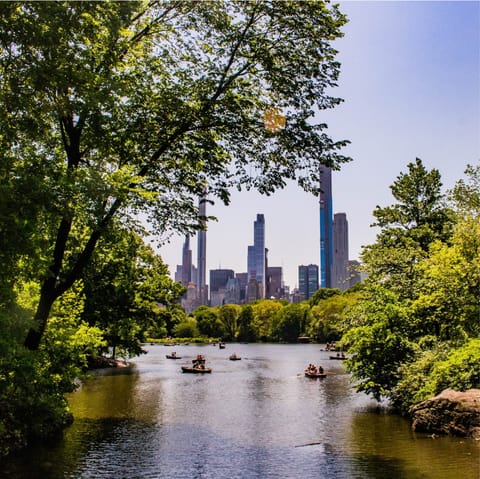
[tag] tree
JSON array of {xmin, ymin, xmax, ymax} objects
[
  {"xmin": 237, "ymin": 305, "xmax": 256, "ymax": 342},
  {"xmin": 271, "ymin": 302, "xmax": 310, "ymax": 342},
  {"xmin": 361, "ymin": 158, "xmax": 453, "ymax": 299},
  {"xmin": 342, "ymin": 162, "xmax": 479, "ymax": 409},
  {"xmin": 449, "ymin": 163, "xmax": 480, "ymax": 217},
  {"xmin": 372, "ymin": 158, "xmax": 452, "ymax": 249},
  {"xmin": 342, "ymin": 286, "xmax": 417, "ymax": 401},
  {"xmin": 251, "ymin": 299, "xmax": 284, "ymax": 341},
  {"xmin": 308, "ymin": 290, "xmax": 358, "ymax": 342},
  {"xmin": 309, "ymin": 287, "xmax": 341, "ymax": 307},
  {"xmin": 0, "ymin": 2, "xmax": 350, "ymax": 350},
  {"xmin": 81, "ymin": 229, "xmax": 183, "ymax": 358},
  {"xmin": 218, "ymin": 304, "xmax": 241, "ymax": 340},
  {"xmin": 193, "ymin": 306, "xmax": 225, "ymax": 339}
]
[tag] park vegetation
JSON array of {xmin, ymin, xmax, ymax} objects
[{"xmin": 0, "ymin": 1, "xmax": 349, "ymax": 456}]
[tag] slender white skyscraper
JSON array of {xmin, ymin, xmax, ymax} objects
[{"xmin": 197, "ymin": 194, "xmax": 207, "ymax": 304}]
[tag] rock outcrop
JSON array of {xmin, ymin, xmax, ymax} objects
[
  {"xmin": 86, "ymin": 355, "xmax": 129, "ymax": 369},
  {"xmin": 409, "ymin": 388, "xmax": 480, "ymax": 439}
]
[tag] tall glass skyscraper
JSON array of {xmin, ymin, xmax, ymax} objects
[
  {"xmin": 298, "ymin": 264, "xmax": 319, "ymax": 299},
  {"xmin": 247, "ymin": 214, "xmax": 266, "ymax": 298},
  {"xmin": 319, "ymin": 166, "xmax": 333, "ymax": 288}
]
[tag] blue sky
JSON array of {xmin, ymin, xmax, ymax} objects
[{"xmin": 158, "ymin": 1, "xmax": 480, "ymax": 290}]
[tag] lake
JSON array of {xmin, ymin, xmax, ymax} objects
[{"xmin": 2, "ymin": 343, "xmax": 478, "ymax": 478}]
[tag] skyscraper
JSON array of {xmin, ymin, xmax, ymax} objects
[
  {"xmin": 247, "ymin": 214, "xmax": 266, "ymax": 299},
  {"xmin": 197, "ymin": 194, "xmax": 207, "ymax": 304},
  {"xmin": 332, "ymin": 212, "xmax": 349, "ymax": 291},
  {"xmin": 298, "ymin": 264, "xmax": 319, "ymax": 300},
  {"xmin": 319, "ymin": 166, "xmax": 333, "ymax": 288},
  {"xmin": 266, "ymin": 266, "xmax": 283, "ymax": 299},
  {"xmin": 181, "ymin": 235, "xmax": 192, "ymax": 286}
]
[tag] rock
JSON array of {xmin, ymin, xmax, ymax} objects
[
  {"xmin": 86, "ymin": 355, "xmax": 129, "ymax": 369},
  {"xmin": 409, "ymin": 388, "xmax": 480, "ymax": 439}
]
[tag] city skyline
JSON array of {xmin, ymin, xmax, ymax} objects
[{"xmin": 158, "ymin": 1, "xmax": 479, "ymax": 289}]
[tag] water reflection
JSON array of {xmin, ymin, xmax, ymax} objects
[{"xmin": 1, "ymin": 344, "xmax": 478, "ymax": 479}]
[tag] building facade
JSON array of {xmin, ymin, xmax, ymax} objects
[
  {"xmin": 266, "ymin": 266, "xmax": 283, "ymax": 299},
  {"xmin": 298, "ymin": 264, "xmax": 319, "ymax": 300},
  {"xmin": 247, "ymin": 214, "xmax": 266, "ymax": 299},
  {"xmin": 319, "ymin": 166, "xmax": 333, "ymax": 288},
  {"xmin": 197, "ymin": 195, "xmax": 208, "ymax": 305},
  {"xmin": 332, "ymin": 212, "xmax": 349, "ymax": 291}
]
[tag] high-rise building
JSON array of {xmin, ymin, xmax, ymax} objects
[
  {"xmin": 224, "ymin": 277, "xmax": 241, "ymax": 305},
  {"xmin": 247, "ymin": 214, "xmax": 266, "ymax": 299},
  {"xmin": 210, "ymin": 269, "xmax": 235, "ymax": 295},
  {"xmin": 266, "ymin": 266, "xmax": 283, "ymax": 299},
  {"xmin": 298, "ymin": 264, "xmax": 319, "ymax": 300},
  {"xmin": 181, "ymin": 235, "xmax": 192, "ymax": 286},
  {"xmin": 332, "ymin": 212, "xmax": 349, "ymax": 291},
  {"xmin": 319, "ymin": 166, "xmax": 333, "ymax": 288},
  {"xmin": 236, "ymin": 272, "xmax": 248, "ymax": 302},
  {"xmin": 197, "ymin": 195, "xmax": 208, "ymax": 305}
]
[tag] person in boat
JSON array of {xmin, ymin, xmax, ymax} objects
[
  {"xmin": 318, "ymin": 365, "xmax": 324, "ymax": 374},
  {"xmin": 171, "ymin": 351, "xmax": 177, "ymax": 358}
]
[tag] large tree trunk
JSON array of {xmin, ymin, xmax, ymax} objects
[{"xmin": 24, "ymin": 277, "xmax": 59, "ymax": 350}]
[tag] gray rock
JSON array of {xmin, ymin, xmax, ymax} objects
[{"xmin": 409, "ymin": 388, "xmax": 480, "ymax": 438}]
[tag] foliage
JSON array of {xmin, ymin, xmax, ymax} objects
[
  {"xmin": 82, "ymin": 230, "xmax": 184, "ymax": 358},
  {"xmin": 361, "ymin": 158, "xmax": 453, "ymax": 300},
  {"xmin": 271, "ymin": 302, "xmax": 311, "ymax": 342},
  {"xmin": 251, "ymin": 300, "xmax": 285, "ymax": 341},
  {"xmin": 237, "ymin": 305, "xmax": 256, "ymax": 342},
  {"xmin": 393, "ymin": 339, "xmax": 480, "ymax": 413},
  {"xmin": 173, "ymin": 318, "xmax": 200, "ymax": 339},
  {"xmin": 308, "ymin": 290, "xmax": 358, "ymax": 342},
  {"xmin": 0, "ymin": 282, "xmax": 104, "ymax": 457},
  {"xmin": 193, "ymin": 306, "xmax": 225, "ymax": 339},
  {"xmin": 342, "ymin": 286, "xmax": 417, "ymax": 401},
  {"xmin": 342, "ymin": 161, "xmax": 480, "ymax": 411},
  {"xmin": 218, "ymin": 304, "xmax": 241, "ymax": 341},
  {"xmin": 309, "ymin": 287, "xmax": 341, "ymax": 307}
]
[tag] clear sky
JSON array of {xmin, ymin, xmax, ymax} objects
[{"xmin": 157, "ymin": 0, "xmax": 480, "ymax": 290}]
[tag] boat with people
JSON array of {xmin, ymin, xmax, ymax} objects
[
  {"xmin": 181, "ymin": 354, "xmax": 212, "ymax": 373},
  {"xmin": 166, "ymin": 352, "xmax": 182, "ymax": 359},
  {"xmin": 304, "ymin": 363, "xmax": 326, "ymax": 378},
  {"xmin": 329, "ymin": 353, "xmax": 347, "ymax": 360},
  {"xmin": 229, "ymin": 353, "xmax": 241, "ymax": 361},
  {"xmin": 219, "ymin": 342, "xmax": 226, "ymax": 349}
]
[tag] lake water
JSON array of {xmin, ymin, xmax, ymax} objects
[{"xmin": 2, "ymin": 343, "xmax": 478, "ymax": 478}]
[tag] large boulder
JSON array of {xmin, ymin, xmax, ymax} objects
[{"xmin": 409, "ymin": 388, "xmax": 480, "ymax": 439}]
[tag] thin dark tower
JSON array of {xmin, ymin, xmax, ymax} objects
[{"xmin": 197, "ymin": 194, "xmax": 207, "ymax": 304}]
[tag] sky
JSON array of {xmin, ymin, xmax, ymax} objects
[{"xmin": 156, "ymin": 0, "xmax": 480, "ymax": 290}]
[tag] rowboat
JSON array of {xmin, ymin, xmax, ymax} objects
[
  {"xmin": 229, "ymin": 353, "xmax": 241, "ymax": 361},
  {"xmin": 304, "ymin": 371, "xmax": 327, "ymax": 378},
  {"xmin": 181, "ymin": 365, "xmax": 212, "ymax": 374},
  {"xmin": 166, "ymin": 353, "xmax": 182, "ymax": 359}
]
